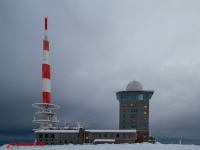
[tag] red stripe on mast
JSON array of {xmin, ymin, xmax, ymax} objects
[
  {"xmin": 42, "ymin": 64, "xmax": 50, "ymax": 79},
  {"xmin": 43, "ymin": 41, "xmax": 49, "ymax": 51},
  {"xmin": 45, "ymin": 17, "xmax": 48, "ymax": 30},
  {"xmin": 42, "ymin": 92, "xmax": 50, "ymax": 103}
]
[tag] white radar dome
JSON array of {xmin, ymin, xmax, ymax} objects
[{"xmin": 126, "ymin": 80, "xmax": 143, "ymax": 91}]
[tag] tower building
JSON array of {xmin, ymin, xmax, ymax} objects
[
  {"xmin": 32, "ymin": 17, "xmax": 59, "ymax": 130},
  {"xmin": 115, "ymin": 80, "xmax": 154, "ymax": 142}
]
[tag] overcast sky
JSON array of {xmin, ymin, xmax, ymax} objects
[{"xmin": 1, "ymin": 0, "xmax": 200, "ymax": 145}]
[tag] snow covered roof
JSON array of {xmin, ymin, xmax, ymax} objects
[
  {"xmin": 86, "ymin": 130, "xmax": 136, "ymax": 133},
  {"xmin": 94, "ymin": 139, "xmax": 115, "ymax": 142},
  {"xmin": 35, "ymin": 129, "xmax": 136, "ymax": 134},
  {"xmin": 35, "ymin": 130, "xmax": 79, "ymax": 133}
]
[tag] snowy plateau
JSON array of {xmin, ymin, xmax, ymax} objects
[{"xmin": 1, "ymin": 143, "xmax": 200, "ymax": 150}]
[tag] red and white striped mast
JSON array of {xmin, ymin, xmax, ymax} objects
[
  {"xmin": 32, "ymin": 17, "xmax": 59, "ymax": 130},
  {"xmin": 43, "ymin": 17, "xmax": 51, "ymax": 104}
]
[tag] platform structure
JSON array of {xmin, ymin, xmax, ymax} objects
[{"xmin": 32, "ymin": 103, "xmax": 60, "ymax": 130}]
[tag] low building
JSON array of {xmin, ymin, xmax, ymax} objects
[
  {"xmin": 35, "ymin": 128, "xmax": 137, "ymax": 145},
  {"xmin": 35, "ymin": 129, "xmax": 80, "ymax": 145},
  {"xmin": 85, "ymin": 130, "xmax": 136, "ymax": 144}
]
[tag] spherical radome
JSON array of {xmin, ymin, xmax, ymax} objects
[{"xmin": 126, "ymin": 80, "xmax": 143, "ymax": 91}]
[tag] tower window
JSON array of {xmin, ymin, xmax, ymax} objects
[
  {"xmin": 131, "ymin": 114, "xmax": 137, "ymax": 118},
  {"xmin": 131, "ymin": 126, "xmax": 137, "ymax": 129},
  {"xmin": 123, "ymin": 114, "xmax": 126, "ymax": 118},
  {"xmin": 123, "ymin": 109, "xmax": 126, "ymax": 112},
  {"xmin": 144, "ymin": 105, "xmax": 147, "ymax": 108},
  {"xmin": 131, "ymin": 109, "xmax": 137, "ymax": 112},
  {"xmin": 123, "ymin": 126, "xmax": 125, "ymax": 129},
  {"xmin": 123, "ymin": 120, "xmax": 125, "ymax": 123},
  {"xmin": 123, "ymin": 103, "xmax": 126, "ymax": 107},
  {"xmin": 144, "ymin": 112, "xmax": 147, "ymax": 115}
]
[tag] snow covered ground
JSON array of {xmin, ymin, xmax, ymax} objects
[{"xmin": 1, "ymin": 143, "xmax": 200, "ymax": 150}]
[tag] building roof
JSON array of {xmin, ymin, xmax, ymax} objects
[
  {"xmin": 126, "ymin": 80, "xmax": 143, "ymax": 91},
  {"xmin": 35, "ymin": 129, "xmax": 136, "ymax": 133},
  {"xmin": 116, "ymin": 90, "xmax": 154, "ymax": 93},
  {"xmin": 35, "ymin": 129, "xmax": 79, "ymax": 133},
  {"xmin": 86, "ymin": 130, "xmax": 136, "ymax": 133}
]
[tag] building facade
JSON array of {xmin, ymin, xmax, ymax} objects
[
  {"xmin": 35, "ymin": 128, "xmax": 137, "ymax": 145},
  {"xmin": 85, "ymin": 130, "xmax": 136, "ymax": 144},
  {"xmin": 115, "ymin": 80, "xmax": 154, "ymax": 142},
  {"xmin": 35, "ymin": 130, "xmax": 79, "ymax": 145}
]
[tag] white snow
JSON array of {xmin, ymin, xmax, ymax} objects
[
  {"xmin": 34, "ymin": 129, "xmax": 136, "ymax": 133},
  {"xmin": 93, "ymin": 139, "xmax": 115, "ymax": 142},
  {"xmin": 1, "ymin": 143, "xmax": 200, "ymax": 150}
]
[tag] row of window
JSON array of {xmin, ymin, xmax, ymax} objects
[
  {"xmin": 123, "ymin": 108, "xmax": 147, "ymax": 112},
  {"xmin": 123, "ymin": 109, "xmax": 137, "ymax": 112},
  {"xmin": 122, "ymin": 123, "xmax": 147, "ymax": 129},
  {"xmin": 123, "ymin": 120, "xmax": 145, "ymax": 123},
  {"xmin": 123, "ymin": 126, "xmax": 137, "ymax": 129},
  {"xmin": 39, "ymin": 134, "xmax": 54, "ymax": 139},
  {"xmin": 122, "ymin": 117, "xmax": 147, "ymax": 121},
  {"xmin": 123, "ymin": 112, "xmax": 147, "ymax": 118},
  {"xmin": 123, "ymin": 104, "xmax": 148, "ymax": 108},
  {"xmin": 122, "ymin": 120, "xmax": 148, "ymax": 125},
  {"xmin": 39, "ymin": 134, "xmax": 78, "ymax": 139},
  {"xmin": 117, "ymin": 93, "xmax": 152, "ymax": 100},
  {"xmin": 90, "ymin": 133, "xmax": 133, "ymax": 139}
]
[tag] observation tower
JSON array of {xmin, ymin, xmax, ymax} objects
[
  {"xmin": 115, "ymin": 80, "xmax": 154, "ymax": 142},
  {"xmin": 32, "ymin": 17, "xmax": 59, "ymax": 130}
]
